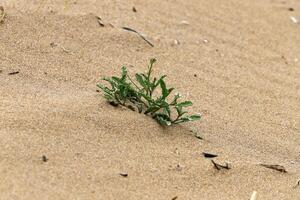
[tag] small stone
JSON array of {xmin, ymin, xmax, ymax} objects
[
  {"xmin": 171, "ymin": 39, "xmax": 180, "ymax": 46},
  {"xmin": 290, "ymin": 16, "xmax": 298, "ymax": 23},
  {"xmin": 180, "ymin": 20, "xmax": 189, "ymax": 25}
]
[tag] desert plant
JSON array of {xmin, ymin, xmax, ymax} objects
[{"xmin": 97, "ymin": 58, "xmax": 200, "ymax": 126}]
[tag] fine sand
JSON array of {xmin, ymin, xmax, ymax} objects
[{"xmin": 1, "ymin": 0, "xmax": 300, "ymax": 199}]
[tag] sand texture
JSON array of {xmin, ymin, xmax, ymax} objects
[{"xmin": 0, "ymin": 0, "xmax": 300, "ymax": 199}]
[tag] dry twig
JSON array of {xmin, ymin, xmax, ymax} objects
[
  {"xmin": 259, "ymin": 164, "xmax": 287, "ymax": 173},
  {"xmin": 122, "ymin": 27, "xmax": 154, "ymax": 47}
]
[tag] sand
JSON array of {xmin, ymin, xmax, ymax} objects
[{"xmin": 0, "ymin": 0, "xmax": 300, "ymax": 199}]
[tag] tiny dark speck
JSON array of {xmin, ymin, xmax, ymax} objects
[{"xmin": 42, "ymin": 155, "xmax": 48, "ymax": 162}]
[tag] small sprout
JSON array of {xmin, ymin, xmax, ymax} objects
[{"xmin": 97, "ymin": 59, "xmax": 201, "ymax": 126}]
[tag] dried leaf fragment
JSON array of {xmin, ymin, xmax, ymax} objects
[
  {"xmin": 122, "ymin": 27, "xmax": 154, "ymax": 47},
  {"xmin": 203, "ymin": 152, "xmax": 218, "ymax": 158},
  {"xmin": 119, "ymin": 173, "xmax": 128, "ymax": 177},
  {"xmin": 0, "ymin": 6, "xmax": 5, "ymax": 23},
  {"xmin": 95, "ymin": 16, "xmax": 105, "ymax": 27},
  {"xmin": 211, "ymin": 160, "xmax": 230, "ymax": 170}
]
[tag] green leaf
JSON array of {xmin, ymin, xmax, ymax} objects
[
  {"xmin": 158, "ymin": 118, "xmax": 171, "ymax": 126},
  {"xmin": 175, "ymin": 106, "xmax": 182, "ymax": 114},
  {"xmin": 97, "ymin": 84, "xmax": 113, "ymax": 94},
  {"xmin": 188, "ymin": 114, "xmax": 201, "ymax": 121},
  {"xmin": 176, "ymin": 101, "xmax": 193, "ymax": 108},
  {"xmin": 144, "ymin": 106, "xmax": 160, "ymax": 114},
  {"xmin": 154, "ymin": 114, "xmax": 171, "ymax": 126},
  {"xmin": 121, "ymin": 66, "xmax": 127, "ymax": 81},
  {"xmin": 135, "ymin": 74, "xmax": 147, "ymax": 88},
  {"xmin": 174, "ymin": 114, "xmax": 201, "ymax": 124},
  {"xmin": 104, "ymin": 94, "xmax": 114, "ymax": 101},
  {"xmin": 170, "ymin": 93, "xmax": 181, "ymax": 105},
  {"xmin": 140, "ymin": 92, "xmax": 152, "ymax": 103},
  {"xmin": 160, "ymin": 79, "xmax": 168, "ymax": 97},
  {"xmin": 155, "ymin": 75, "xmax": 166, "ymax": 87},
  {"xmin": 103, "ymin": 77, "xmax": 117, "ymax": 89},
  {"xmin": 111, "ymin": 76, "xmax": 121, "ymax": 81},
  {"xmin": 119, "ymin": 85, "xmax": 128, "ymax": 98},
  {"xmin": 164, "ymin": 106, "xmax": 171, "ymax": 117}
]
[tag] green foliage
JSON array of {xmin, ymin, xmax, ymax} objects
[{"xmin": 97, "ymin": 58, "xmax": 201, "ymax": 126}]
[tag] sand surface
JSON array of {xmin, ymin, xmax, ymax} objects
[{"xmin": 1, "ymin": 0, "xmax": 300, "ymax": 199}]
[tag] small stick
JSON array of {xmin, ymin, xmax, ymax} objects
[
  {"xmin": 8, "ymin": 71, "xmax": 19, "ymax": 75},
  {"xmin": 250, "ymin": 191, "xmax": 257, "ymax": 200},
  {"xmin": 122, "ymin": 27, "xmax": 154, "ymax": 47}
]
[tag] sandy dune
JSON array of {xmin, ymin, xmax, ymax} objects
[{"xmin": 1, "ymin": 0, "xmax": 300, "ymax": 199}]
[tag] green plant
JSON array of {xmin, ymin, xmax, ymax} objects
[{"xmin": 97, "ymin": 58, "xmax": 201, "ymax": 126}]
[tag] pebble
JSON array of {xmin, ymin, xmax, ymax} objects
[
  {"xmin": 171, "ymin": 39, "xmax": 180, "ymax": 46},
  {"xmin": 290, "ymin": 16, "xmax": 298, "ymax": 23},
  {"xmin": 180, "ymin": 20, "xmax": 189, "ymax": 25}
]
